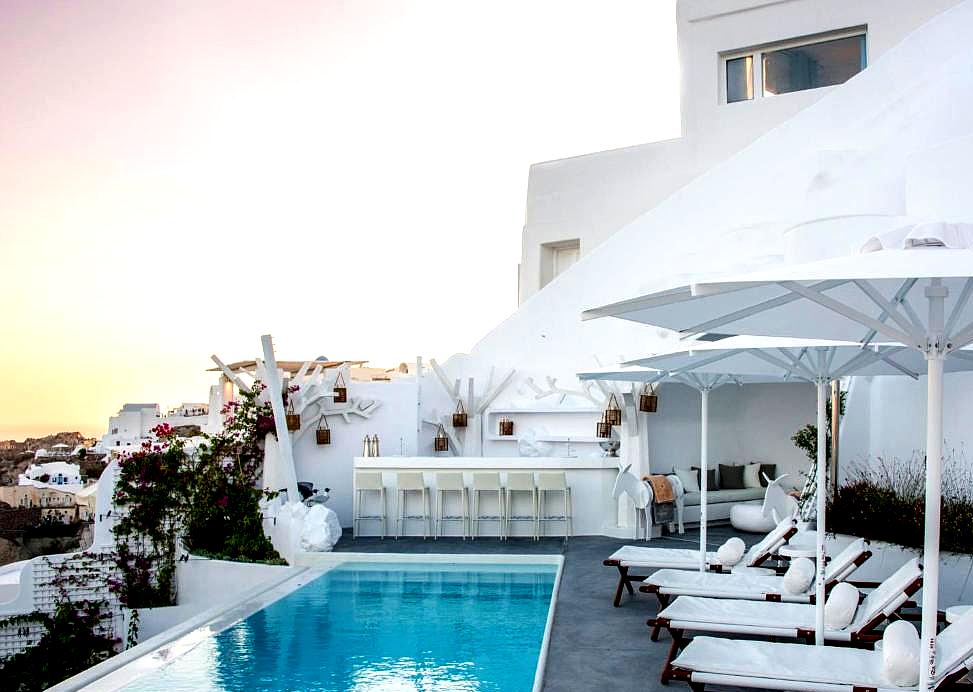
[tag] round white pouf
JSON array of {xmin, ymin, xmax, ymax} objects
[{"xmin": 730, "ymin": 502, "xmax": 776, "ymax": 533}]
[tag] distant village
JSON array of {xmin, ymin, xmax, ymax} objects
[{"xmin": 0, "ymin": 403, "xmax": 207, "ymax": 566}]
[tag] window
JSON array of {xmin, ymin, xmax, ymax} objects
[
  {"xmin": 726, "ymin": 55, "xmax": 753, "ymax": 103},
  {"xmin": 539, "ymin": 239, "xmax": 580, "ymax": 290},
  {"xmin": 723, "ymin": 29, "xmax": 865, "ymax": 103}
]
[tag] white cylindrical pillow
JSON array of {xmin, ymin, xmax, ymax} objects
[
  {"xmin": 782, "ymin": 557, "xmax": 815, "ymax": 594},
  {"xmin": 716, "ymin": 537, "xmax": 746, "ymax": 566},
  {"xmin": 882, "ymin": 620, "xmax": 920, "ymax": 687},
  {"xmin": 824, "ymin": 582, "xmax": 859, "ymax": 629}
]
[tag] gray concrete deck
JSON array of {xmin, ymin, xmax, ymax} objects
[{"xmin": 336, "ymin": 525, "xmax": 755, "ymax": 691}]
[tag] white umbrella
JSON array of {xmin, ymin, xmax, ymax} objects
[
  {"xmin": 579, "ymin": 358, "xmax": 791, "ymax": 575},
  {"xmin": 614, "ymin": 337, "xmax": 973, "ymax": 647},
  {"xmin": 582, "ymin": 224, "xmax": 973, "ymax": 688}
]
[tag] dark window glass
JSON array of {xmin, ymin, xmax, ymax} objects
[
  {"xmin": 763, "ymin": 34, "xmax": 865, "ymax": 96},
  {"xmin": 726, "ymin": 55, "xmax": 753, "ymax": 103}
]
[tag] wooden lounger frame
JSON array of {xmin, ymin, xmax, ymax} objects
[
  {"xmin": 649, "ymin": 573, "xmax": 924, "ymax": 685},
  {"xmin": 603, "ymin": 524, "xmax": 798, "ymax": 607}
]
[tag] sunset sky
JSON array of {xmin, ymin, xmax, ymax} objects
[{"xmin": 0, "ymin": 1, "xmax": 680, "ymax": 441}]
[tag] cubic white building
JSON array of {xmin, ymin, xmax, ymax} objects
[{"xmin": 518, "ymin": 0, "xmax": 960, "ymax": 302}]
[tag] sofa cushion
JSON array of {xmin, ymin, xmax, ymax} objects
[
  {"xmin": 759, "ymin": 463, "xmax": 777, "ymax": 486},
  {"xmin": 719, "ymin": 464, "xmax": 746, "ymax": 489},
  {"xmin": 683, "ymin": 487, "xmax": 765, "ymax": 507},
  {"xmin": 691, "ymin": 466, "xmax": 718, "ymax": 490}
]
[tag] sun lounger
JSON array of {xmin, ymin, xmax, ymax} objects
[
  {"xmin": 650, "ymin": 559, "xmax": 923, "ymax": 684},
  {"xmin": 641, "ymin": 538, "xmax": 871, "ymax": 607},
  {"xmin": 603, "ymin": 517, "xmax": 798, "ymax": 607},
  {"xmin": 667, "ymin": 605, "xmax": 973, "ymax": 691}
]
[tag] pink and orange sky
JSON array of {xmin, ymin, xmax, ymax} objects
[{"xmin": 0, "ymin": 1, "xmax": 679, "ymax": 441}]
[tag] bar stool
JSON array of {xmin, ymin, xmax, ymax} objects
[
  {"xmin": 435, "ymin": 472, "xmax": 469, "ymax": 540},
  {"xmin": 505, "ymin": 472, "xmax": 538, "ymax": 540},
  {"xmin": 538, "ymin": 472, "xmax": 572, "ymax": 540},
  {"xmin": 395, "ymin": 471, "xmax": 431, "ymax": 539},
  {"xmin": 353, "ymin": 471, "xmax": 387, "ymax": 539},
  {"xmin": 472, "ymin": 472, "xmax": 505, "ymax": 540}
]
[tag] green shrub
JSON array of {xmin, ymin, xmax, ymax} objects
[{"xmin": 828, "ymin": 449, "xmax": 973, "ymax": 555}]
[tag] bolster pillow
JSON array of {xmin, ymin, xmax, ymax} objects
[
  {"xmin": 716, "ymin": 537, "xmax": 746, "ymax": 566},
  {"xmin": 824, "ymin": 581, "xmax": 859, "ymax": 629},
  {"xmin": 782, "ymin": 557, "xmax": 815, "ymax": 594},
  {"xmin": 882, "ymin": 620, "xmax": 920, "ymax": 687}
]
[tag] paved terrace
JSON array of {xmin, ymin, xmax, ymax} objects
[{"xmin": 337, "ymin": 526, "xmax": 754, "ymax": 692}]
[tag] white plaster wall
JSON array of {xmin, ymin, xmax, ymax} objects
[
  {"xmin": 644, "ymin": 382, "xmax": 813, "ymax": 481},
  {"xmin": 518, "ymin": 0, "xmax": 961, "ymax": 302},
  {"xmin": 138, "ymin": 558, "xmax": 297, "ymax": 641}
]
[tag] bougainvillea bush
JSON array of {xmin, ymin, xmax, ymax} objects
[
  {"xmin": 112, "ymin": 383, "xmax": 284, "ymax": 608},
  {"xmin": 828, "ymin": 448, "xmax": 973, "ymax": 555}
]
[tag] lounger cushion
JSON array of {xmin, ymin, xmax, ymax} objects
[
  {"xmin": 659, "ymin": 595, "xmax": 816, "ymax": 629},
  {"xmin": 645, "ymin": 568, "xmax": 803, "ymax": 600},
  {"xmin": 608, "ymin": 545, "xmax": 717, "ymax": 569},
  {"xmin": 783, "ymin": 557, "xmax": 814, "ymax": 594},
  {"xmin": 824, "ymin": 582, "xmax": 859, "ymax": 629},
  {"xmin": 882, "ymin": 620, "xmax": 919, "ymax": 686},
  {"xmin": 673, "ymin": 637, "xmax": 892, "ymax": 688}
]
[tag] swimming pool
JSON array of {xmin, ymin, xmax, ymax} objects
[{"xmin": 86, "ymin": 558, "xmax": 560, "ymax": 692}]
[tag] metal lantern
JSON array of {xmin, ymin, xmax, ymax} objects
[
  {"xmin": 333, "ymin": 372, "xmax": 348, "ymax": 404},
  {"xmin": 498, "ymin": 417, "xmax": 514, "ymax": 436},
  {"xmin": 285, "ymin": 401, "xmax": 301, "ymax": 432},
  {"xmin": 639, "ymin": 384, "xmax": 659, "ymax": 413},
  {"xmin": 452, "ymin": 400, "xmax": 468, "ymax": 428},
  {"xmin": 605, "ymin": 393, "xmax": 622, "ymax": 426},
  {"xmin": 315, "ymin": 416, "xmax": 331, "ymax": 445},
  {"xmin": 596, "ymin": 411, "xmax": 613, "ymax": 438},
  {"xmin": 434, "ymin": 425, "xmax": 449, "ymax": 452}
]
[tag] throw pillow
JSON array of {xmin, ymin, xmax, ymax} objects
[
  {"xmin": 716, "ymin": 537, "xmax": 746, "ymax": 566},
  {"xmin": 719, "ymin": 463, "xmax": 746, "ymax": 489},
  {"xmin": 824, "ymin": 582, "xmax": 859, "ymax": 629},
  {"xmin": 759, "ymin": 463, "xmax": 777, "ymax": 487},
  {"xmin": 782, "ymin": 557, "xmax": 815, "ymax": 594},
  {"xmin": 882, "ymin": 620, "xmax": 920, "ymax": 687},
  {"xmin": 743, "ymin": 463, "xmax": 762, "ymax": 489},
  {"xmin": 691, "ymin": 466, "xmax": 718, "ymax": 490},
  {"xmin": 673, "ymin": 467, "xmax": 699, "ymax": 493}
]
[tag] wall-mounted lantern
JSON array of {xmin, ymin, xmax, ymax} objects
[
  {"xmin": 596, "ymin": 411, "xmax": 613, "ymax": 438},
  {"xmin": 452, "ymin": 401, "xmax": 468, "ymax": 428},
  {"xmin": 285, "ymin": 401, "xmax": 301, "ymax": 431},
  {"xmin": 498, "ymin": 417, "xmax": 514, "ymax": 436},
  {"xmin": 315, "ymin": 416, "xmax": 331, "ymax": 445},
  {"xmin": 333, "ymin": 372, "xmax": 348, "ymax": 403},
  {"xmin": 604, "ymin": 393, "xmax": 622, "ymax": 426},
  {"xmin": 639, "ymin": 384, "xmax": 659, "ymax": 413},
  {"xmin": 434, "ymin": 425, "xmax": 449, "ymax": 452}
]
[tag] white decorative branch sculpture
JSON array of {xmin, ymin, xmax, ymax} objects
[{"xmin": 525, "ymin": 376, "xmax": 602, "ymax": 406}]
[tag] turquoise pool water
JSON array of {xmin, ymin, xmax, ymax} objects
[{"xmin": 120, "ymin": 562, "xmax": 558, "ymax": 692}]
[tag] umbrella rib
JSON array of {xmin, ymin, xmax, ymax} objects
[
  {"xmin": 859, "ymin": 279, "xmax": 917, "ymax": 347},
  {"xmin": 773, "ymin": 348, "xmax": 817, "ymax": 381},
  {"xmin": 746, "ymin": 348, "xmax": 814, "ymax": 381},
  {"xmin": 777, "ymin": 281, "xmax": 916, "ymax": 346},
  {"xmin": 853, "ymin": 280, "xmax": 926, "ymax": 339},
  {"xmin": 829, "ymin": 348, "xmax": 879, "ymax": 379},
  {"xmin": 948, "ymin": 320, "xmax": 973, "ymax": 351},
  {"xmin": 945, "ymin": 278, "xmax": 973, "ymax": 336},
  {"xmin": 871, "ymin": 350, "xmax": 920, "ymax": 379},
  {"xmin": 677, "ymin": 279, "xmax": 848, "ymax": 337}
]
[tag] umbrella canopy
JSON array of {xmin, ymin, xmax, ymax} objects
[{"xmin": 581, "ymin": 228, "xmax": 973, "ymax": 687}]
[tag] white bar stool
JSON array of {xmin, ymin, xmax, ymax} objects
[
  {"xmin": 395, "ymin": 471, "xmax": 431, "ymax": 539},
  {"xmin": 472, "ymin": 472, "xmax": 505, "ymax": 540},
  {"xmin": 353, "ymin": 471, "xmax": 387, "ymax": 538},
  {"xmin": 538, "ymin": 471, "xmax": 572, "ymax": 540},
  {"xmin": 505, "ymin": 472, "xmax": 538, "ymax": 540},
  {"xmin": 435, "ymin": 472, "xmax": 469, "ymax": 539}
]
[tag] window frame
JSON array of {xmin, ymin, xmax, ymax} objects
[{"xmin": 720, "ymin": 27, "xmax": 867, "ymax": 105}]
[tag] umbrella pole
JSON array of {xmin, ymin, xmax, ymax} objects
[
  {"xmin": 920, "ymin": 350, "xmax": 945, "ymax": 689},
  {"xmin": 699, "ymin": 388, "xmax": 709, "ymax": 572},
  {"xmin": 814, "ymin": 379, "xmax": 827, "ymax": 646}
]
